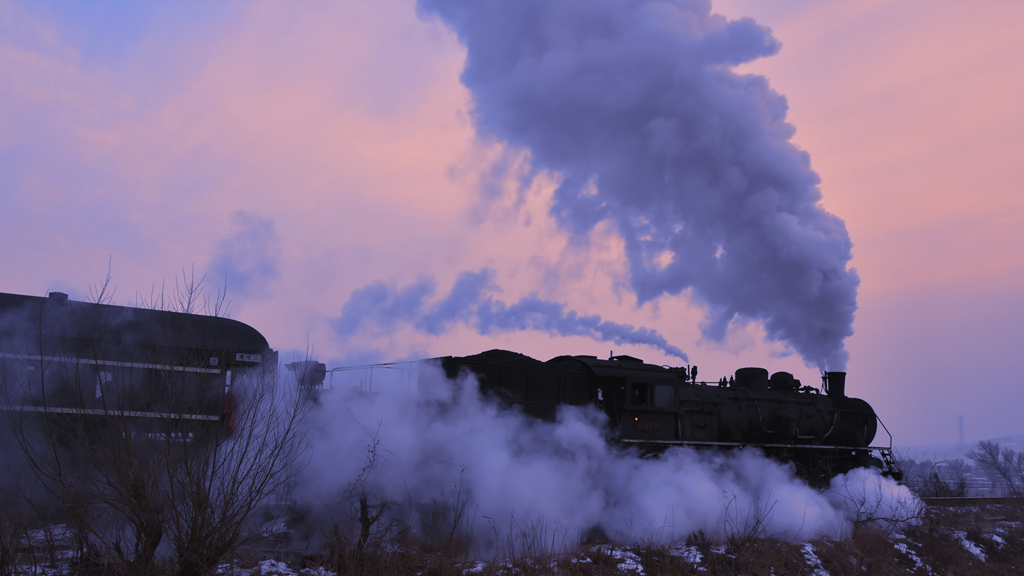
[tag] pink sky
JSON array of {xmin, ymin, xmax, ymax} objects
[{"xmin": 1, "ymin": 0, "xmax": 1021, "ymax": 446}]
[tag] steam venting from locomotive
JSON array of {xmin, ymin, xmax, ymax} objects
[{"xmin": 417, "ymin": 0, "xmax": 860, "ymax": 370}]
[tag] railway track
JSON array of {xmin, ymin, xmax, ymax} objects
[{"xmin": 922, "ymin": 497, "xmax": 1024, "ymax": 506}]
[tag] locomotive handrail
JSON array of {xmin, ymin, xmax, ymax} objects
[
  {"xmin": 876, "ymin": 413, "xmax": 894, "ymax": 450},
  {"xmin": 326, "ymin": 361, "xmax": 419, "ymax": 391},
  {"xmin": 822, "ymin": 410, "xmax": 839, "ymax": 440}
]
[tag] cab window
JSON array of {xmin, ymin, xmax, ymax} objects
[
  {"xmin": 630, "ymin": 382, "xmax": 650, "ymax": 406},
  {"xmin": 653, "ymin": 384, "xmax": 675, "ymax": 407}
]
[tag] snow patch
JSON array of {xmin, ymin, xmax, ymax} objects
[
  {"xmin": 597, "ymin": 545, "xmax": 645, "ymax": 574},
  {"xmin": 668, "ymin": 545, "xmax": 702, "ymax": 564},
  {"xmin": 217, "ymin": 560, "xmax": 334, "ymax": 576},
  {"xmin": 801, "ymin": 543, "xmax": 830, "ymax": 576},
  {"xmin": 892, "ymin": 534, "xmax": 931, "ymax": 575},
  {"xmin": 953, "ymin": 530, "xmax": 987, "ymax": 561}
]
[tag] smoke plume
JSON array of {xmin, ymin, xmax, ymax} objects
[
  {"xmin": 299, "ymin": 364, "xmax": 920, "ymax": 551},
  {"xmin": 417, "ymin": 0, "xmax": 859, "ymax": 370},
  {"xmin": 334, "ymin": 269, "xmax": 687, "ymax": 360},
  {"xmin": 209, "ymin": 211, "xmax": 281, "ymax": 298}
]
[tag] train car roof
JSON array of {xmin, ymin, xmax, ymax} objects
[
  {"xmin": 557, "ymin": 354, "xmax": 685, "ymax": 379},
  {"xmin": 0, "ymin": 291, "xmax": 269, "ymax": 353}
]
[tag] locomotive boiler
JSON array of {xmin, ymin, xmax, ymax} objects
[{"xmin": 436, "ymin": 349, "xmax": 900, "ymax": 484}]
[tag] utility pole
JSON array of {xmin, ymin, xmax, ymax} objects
[{"xmin": 957, "ymin": 415, "xmax": 965, "ymax": 448}]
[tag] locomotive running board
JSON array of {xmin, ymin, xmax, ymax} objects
[{"xmin": 619, "ymin": 438, "xmax": 892, "ymax": 452}]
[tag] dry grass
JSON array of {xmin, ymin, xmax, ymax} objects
[
  {"xmin": 300, "ymin": 504, "xmax": 1024, "ymax": 576},
  {"xmin": 5, "ymin": 504, "xmax": 1023, "ymax": 575}
]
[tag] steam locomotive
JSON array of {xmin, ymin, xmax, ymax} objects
[{"xmin": 433, "ymin": 349, "xmax": 901, "ymax": 484}]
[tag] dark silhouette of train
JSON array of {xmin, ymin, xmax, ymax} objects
[
  {"xmin": 434, "ymin": 349, "xmax": 901, "ymax": 484},
  {"xmin": 2, "ymin": 291, "xmax": 899, "ymax": 484}
]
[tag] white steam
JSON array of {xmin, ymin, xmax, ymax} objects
[
  {"xmin": 298, "ymin": 363, "xmax": 918, "ymax": 552},
  {"xmin": 826, "ymin": 467, "xmax": 924, "ymax": 531}
]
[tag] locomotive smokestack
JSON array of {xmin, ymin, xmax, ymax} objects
[{"xmin": 825, "ymin": 372, "xmax": 846, "ymax": 398}]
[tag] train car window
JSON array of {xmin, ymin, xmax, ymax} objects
[
  {"xmin": 653, "ymin": 384, "xmax": 674, "ymax": 408},
  {"xmin": 96, "ymin": 370, "xmax": 112, "ymax": 399},
  {"xmin": 631, "ymin": 382, "xmax": 650, "ymax": 406}
]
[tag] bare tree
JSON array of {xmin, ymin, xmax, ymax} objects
[
  {"xmin": 131, "ymin": 266, "xmax": 230, "ymax": 318},
  {"xmin": 164, "ymin": 359, "xmax": 310, "ymax": 576},
  {"xmin": 88, "ymin": 257, "xmax": 117, "ymax": 305},
  {"xmin": 1, "ymin": 274, "xmax": 309, "ymax": 576},
  {"xmin": 967, "ymin": 441, "xmax": 1024, "ymax": 497},
  {"xmin": 4, "ymin": 320, "xmax": 156, "ymax": 573},
  {"xmin": 904, "ymin": 459, "xmax": 969, "ymax": 498}
]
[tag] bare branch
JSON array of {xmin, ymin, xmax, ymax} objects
[
  {"xmin": 88, "ymin": 257, "xmax": 116, "ymax": 305},
  {"xmin": 968, "ymin": 441, "xmax": 1024, "ymax": 497}
]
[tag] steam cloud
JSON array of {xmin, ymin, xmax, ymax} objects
[
  {"xmin": 418, "ymin": 0, "xmax": 860, "ymax": 370},
  {"xmin": 209, "ymin": 211, "xmax": 281, "ymax": 298},
  {"xmin": 333, "ymin": 269, "xmax": 687, "ymax": 361},
  {"xmin": 299, "ymin": 365, "xmax": 921, "ymax": 551}
]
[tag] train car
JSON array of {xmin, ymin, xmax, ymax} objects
[
  {"xmin": 436, "ymin": 349, "xmax": 900, "ymax": 484},
  {"xmin": 0, "ymin": 291, "xmax": 274, "ymax": 441}
]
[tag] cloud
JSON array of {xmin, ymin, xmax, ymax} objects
[
  {"xmin": 418, "ymin": 0, "xmax": 859, "ymax": 370},
  {"xmin": 334, "ymin": 276, "xmax": 436, "ymax": 337}
]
